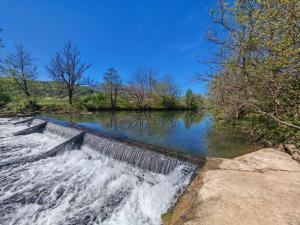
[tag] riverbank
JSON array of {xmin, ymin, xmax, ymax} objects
[
  {"xmin": 162, "ymin": 147, "xmax": 300, "ymax": 225},
  {"xmin": 0, "ymin": 103, "xmax": 203, "ymax": 116}
]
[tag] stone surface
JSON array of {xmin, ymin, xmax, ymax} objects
[
  {"xmin": 163, "ymin": 148, "xmax": 300, "ymax": 225},
  {"xmin": 221, "ymin": 148, "xmax": 300, "ymax": 172},
  {"xmin": 283, "ymin": 144, "xmax": 300, "ymax": 163}
]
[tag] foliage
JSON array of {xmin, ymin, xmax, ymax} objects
[
  {"xmin": 185, "ymin": 89, "xmax": 198, "ymax": 110},
  {"xmin": 154, "ymin": 75, "xmax": 181, "ymax": 109},
  {"xmin": 0, "ymin": 90, "xmax": 11, "ymax": 106},
  {"xmin": 74, "ymin": 93, "xmax": 109, "ymax": 110},
  {"xmin": 161, "ymin": 95, "xmax": 177, "ymax": 109},
  {"xmin": 0, "ymin": 80, "xmax": 11, "ymax": 106},
  {"xmin": 7, "ymin": 98, "xmax": 40, "ymax": 113},
  {"xmin": 207, "ymin": 0, "xmax": 300, "ymax": 144}
]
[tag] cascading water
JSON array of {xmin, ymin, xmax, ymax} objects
[
  {"xmin": 43, "ymin": 122, "xmax": 82, "ymax": 138},
  {"xmin": 83, "ymin": 133, "xmax": 195, "ymax": 174},
  {"xmin": 0, "ymin": 117, "xmax": 198, "ymax": 225},
  {"xmin": 0, "ymin": 118, "xmax": 34, "ymax": 138},
  {"xmin": 0, "ymin": 132, "xmax": 65, "ymax": 165}
]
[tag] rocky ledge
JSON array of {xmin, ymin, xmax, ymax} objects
[{"xmin": 162, "ymin": 148, "xmax": 300, "ymax": 225}]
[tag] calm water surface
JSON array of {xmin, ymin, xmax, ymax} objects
[{"xmin": 44, "ymin": 111, "xmax": 260, "ymax": 158}]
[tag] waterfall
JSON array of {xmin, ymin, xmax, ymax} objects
[
  {"xmin": 13, "ymin": 117, "xmax": 35, "ymax": 125},
  {"xmin": 0, "ymin": 117, "xmax": 200, "ymax": 225},
  {"xmin": 0, "ymin": 146, "xmax": 194, "ymax": 225},
  {"xmin": 0, "ymin": 120, "xmax": 80, "ymax": 167},
  {"xmin": 44, "ymin": 122, "xmax": 82, "ymax": 138},
  {"xmin": 2, "ymin": 117, "xmax": 199, "ymax": 174},
  {"xmin": 29, "ymin": 118, "xmax": 46, "ymax": 126},
  {"xmin": 83, "ymin": 133, "xmax": 196, "ymax": 174}
]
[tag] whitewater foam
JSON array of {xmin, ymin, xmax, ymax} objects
[
  {"xmin": 0, "ymin": 133, "xmax": 66, "ymax": 164},
  {"xmin": 0, "ymin": 117, "xmax": 44, "ymax": 138},
  {"xmin": 0, "ymin": 147, "xmax": 192, "ymax": 225},
  {"xmin": 0, "ymin": 118, "xmax": 195, "ymax": 225}
]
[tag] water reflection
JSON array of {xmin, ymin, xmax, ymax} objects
[{"xmin": 44, "ymin": 111, "xmax": 260, "ymax": 158}]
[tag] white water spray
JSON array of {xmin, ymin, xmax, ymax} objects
[{"xmin": 0, "ymin": 118, "xmax": 195, "ymax": 225}]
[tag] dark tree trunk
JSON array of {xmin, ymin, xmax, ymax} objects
[
  {"xmin": 25, "ymin": 90, "xmax": 30, "ymax": 97},
  {"xmin": 23, "ymin": 79, "xmax": 31, "ymax": 97},
  {"xmin": 68, "ymin": 90, "xmax": 73, "ymax": 105},
  {"xmin": 110, "ymin": 85, "xmax": 113, "ymax": 109},
  {"xmin": 113, "ymin": 88, "xmax": 118, "ymax": 109}
]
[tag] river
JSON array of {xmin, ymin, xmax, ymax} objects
[{"xmin": 43, "ymin": 111, "xmax": 261, "ymax": 158}]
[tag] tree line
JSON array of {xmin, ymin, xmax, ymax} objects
[
  {"xmin": 206, "ymin": 0, "xmax": 300, "ymax": 145},
  {"xmin": 0, "ymin": 38, "xmax": 202, "ymax": 111}
]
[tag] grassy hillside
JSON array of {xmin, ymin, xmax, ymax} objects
[
  {"xmin": 0, "ymin": 77, "xmax": 96, "ymax": 98},
  {"xmin": 0, "ymin": 77, "xmax": 97, "ymax": 112}
]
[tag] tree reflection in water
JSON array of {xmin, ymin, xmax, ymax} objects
[
  {"xmin": 72, "ymin": 111, "xmax": 204, "ymax": 138},
  {"xmin": 44, "ymin": 111, "xmax": 260, "ymax": 158}
]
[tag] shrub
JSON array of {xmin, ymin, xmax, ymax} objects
[
  {"xmin": 0, "ymin": 92, "xmax": 11, "ymax": 107},
  {"xmin": 7, "ymin": 98, "xmax": 40, "ymax": 113}
]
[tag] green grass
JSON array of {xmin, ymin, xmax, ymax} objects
[{"xmin": 37, "ymin": 98, "xmax": 69, "ymax": 107}]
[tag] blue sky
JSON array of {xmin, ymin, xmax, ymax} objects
[{"xmin": 0, "ymin": 0, "xmax": 215, "ymax": 94}]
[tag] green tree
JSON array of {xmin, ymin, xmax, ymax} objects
[
  {"xmin": 207, "ymin": 0, "xmax": 300, "ymax": 144},
  {"xmin": 185, "ymin": 89, "xmax": 198, "ymax": 110}
]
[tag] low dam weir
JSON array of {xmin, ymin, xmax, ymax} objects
[{"xmin": 0, "ymin": 116, "xmax": 202, "ymax": 225}]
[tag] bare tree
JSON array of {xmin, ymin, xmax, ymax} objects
[
  {"xmin": 47, "ymin": 41, "xmax": 91, "ymax": 105},
  {"xmin": 127, "ymin": 66, "xmax": 158, "ymax": 108},
  {"xmin": 156, "ymin": 75, "xmax": 180, "ymax": 98},
  {"xmin": 146, "ymin": 66, "xmax": 158, "ymax": 94},
  {"xmin": 0, "ymin": 44, "xmax": 36, "ymax": 97},
  {"xmin": 103, "ymin": 67, "xmax": 122, "ymax": 109}
]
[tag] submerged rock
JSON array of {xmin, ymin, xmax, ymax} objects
[{"xmin": 163, "ymin": 148, "xmax": 300, "ymax": 225}]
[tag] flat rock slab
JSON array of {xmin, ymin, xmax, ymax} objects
[
  {"xmin": 221, "ymin": 148, "xmax": 300, "ymax": 172},
  {"xmin": 163, "ymin": 148, "xmax": 300, "ymax": 225}
]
